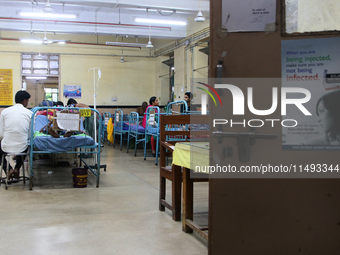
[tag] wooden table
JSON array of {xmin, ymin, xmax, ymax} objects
[{"xmin": 172, "ymin": 142, "xmax": 209, "ymax": 240}]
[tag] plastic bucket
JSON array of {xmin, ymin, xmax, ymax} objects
[{"xmin": 72, "ymin": 168, "xmax": 88, "ymax": 188}]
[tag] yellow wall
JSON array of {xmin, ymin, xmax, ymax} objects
[
  {"xmin": 154, "ymin": 56, "xmax": 170, "ymax": 105},
  {"xmin": 186, "ymin": 16, "xmax": 210, "ymax": 36},
  {"xmin": 0, "ymin": 39, "xmax": 157, "ymax": 107},
  {"xmin": 61, "ymin": 55, "xmax": 155, "ymax": 106},
  {"xmin": 173, "ymin": 43, "xmax": 209, "ymax": 104},
  {"xmin": 174, "ymin": 47, "xmax": 186, "ymax": 101}
]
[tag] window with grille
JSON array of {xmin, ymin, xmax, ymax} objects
[{"xmin": 22, "ymin": 54, "xmax": 60, "ymax": 75}]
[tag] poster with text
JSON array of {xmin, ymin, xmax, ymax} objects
[
  {"xmin": 0, "ymin": 69, "xmax": 13, "ymax": 105},
  {"xmin": 63, "ymin": 85, "xmax": 81, "ymax": 99},
  {"xmin": 282, "ymin": 37, "xmax": 340, "ymax": 150},
  {"xmin": 222, "ymin": 0, "xmax": 276, "ymax": 32}
]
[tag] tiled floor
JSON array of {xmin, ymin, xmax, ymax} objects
[{"xmin": 0, "ymin": 143, "xmax": 209, "ymax": 255}]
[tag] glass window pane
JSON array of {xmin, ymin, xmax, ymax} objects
[
  {"xmin": 22, "ymin": 60, "xmax": 31, "ymax": 68},
  {"xmin": 34, "ymin": 69, "xmax": 48, "ymax": 74},
  {"xmin": 22, "ymin": 54, "xmax": 31, "ymax": 59},
  {"xmin": 52, "ymin": 88, "xmax": 58, "ymax": 93},
  {"xmin": 45, "ymin": 93, "xmax": 52, "ymax": 101},
  {"xmin": 52, "ymin": 94, "xmax": 58, "ymax": 101},
  {"xmin": 50, "ymin": 61, "xmax": 59, "ymax": 69},
  {"xmin": 22, "ymin": 69, "xmax": 32, "ymax": 74},
  {"xmin": 33, "ymin": 61, "xmax": 48, "ymax": 69},
  {"xmin": 50, "ymin": 70, "xmax": 59, "ymax": 75},
  {"xmin": 50, "ymin": 55, "xmax": 59, "ymax": 60}
]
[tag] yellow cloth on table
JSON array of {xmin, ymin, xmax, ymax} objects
[{"xmin": 172, "ymin": 142, "xmax": 209, "ymax": 173}]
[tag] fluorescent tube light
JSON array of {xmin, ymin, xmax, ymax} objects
[
  {"xmin": 26, "ymin": 77, "xmax": 47, "ymax": 80},
  {"xmin": 20, "ymin": 38, "xmax": 67, "ymax": 44},
  {"xmin": 19, "ymin": 12, "xmax": 77, "ymax": 19},
  {"xmin": 135, "ymin": 18, "xmax": 187, "ymax": 26},
  {"xmin": 106, "ymin": 42, "xmax": 148, "ymax": 47},
  {"xmin": 20, "ymin": 38, "xmax": 42, "ymax": 44}
]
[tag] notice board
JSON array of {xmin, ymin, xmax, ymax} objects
[{"xmin": 0, "ymin": 69, "xmax": 13, "ymax": 105}]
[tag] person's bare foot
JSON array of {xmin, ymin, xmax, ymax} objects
[
  {"xmin": 64, "ymin": 131, "xmax": 73, "ymax": 137},
  {"xmin": 48, "ymin": 126, "xmax": 60, "ymax": 138}
]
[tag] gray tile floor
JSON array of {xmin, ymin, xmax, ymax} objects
[{"xmin": 0, "ymin": 144, "xmax": 208, "ymax": 255}]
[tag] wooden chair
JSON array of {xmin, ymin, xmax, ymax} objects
[{"xmin": 159, "ymin": 114, "xmax": 209, "ymax": 221}]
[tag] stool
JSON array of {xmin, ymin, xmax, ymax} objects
[{"xmin": 0, "ymin": 152, "xmax": 29, "ymax": 190}]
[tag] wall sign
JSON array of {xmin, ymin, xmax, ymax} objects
[
  {"xmin": 0, "ymin": 69, "xmax": 13, "ymax": 105},
  {"xmin": 222, "ymin": 0, "xmax": 276, "ymax": 32},
  {"xmin": 63, "ymin": 85, "xmax": 81, "ymax": 99},
  {"xmin": 282, "ymin": 37, "xmax": 340, "ymax": 150}
]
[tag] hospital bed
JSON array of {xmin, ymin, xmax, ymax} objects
[{"xmin": 29, "ymin": 107, "xmax": 102, "ymax": 190}]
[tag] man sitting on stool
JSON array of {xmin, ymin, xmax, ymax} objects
[{"xmin": 0, "ymin": 91, "xmax": 32, "ymax": 180}]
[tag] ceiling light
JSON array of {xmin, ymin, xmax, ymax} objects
[
  {"xmin": 106, "ymin": 42, "xmax": 148, "ymax": 47},
  {"xmin": 26, "ymin": 76, "xmax": 47, "ymax": 80},
  {"xmin": 19, "ymin": 38, "xmax": 42, "ymax": 44},
  {"xmin": 146, "ymin": 40, "xmax": 154, "ymax": 48},
  {"xmin": 195, "ymin": 0, "xmax": 205, "ymax": 22},
  {"xmin": 43, "ymin": 0, "xmax": 54, "ymax": 13},
  {"xmin": 135, "ymin": 18, "xmax": 187, "ymax": 26},
  {"xmin": 125, "ymin": 8, "xmax": 190, "ymax": 15},
  {"xmin": 19, "ymin": 38, "xmax": 66, "ymax": 44},
  {"xmin": 120, "ymin": 57, "xmax": 125, "ymax": 63},
  {"xmin": 195, "ymin": 11, "xmax": 205, "ymax": 22},
  {"xmin": 19, "ymin": 12, "xmax": 77, "ymax": 19}
]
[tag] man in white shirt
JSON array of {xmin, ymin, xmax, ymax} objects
[{"xmin": 0, "ymin": 91, "xmax": 32, "ymax": 180}]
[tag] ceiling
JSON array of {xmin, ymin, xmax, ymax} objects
[{"xmin": 0, "ymin": 0, "xmax": 210, "ymax": 41}]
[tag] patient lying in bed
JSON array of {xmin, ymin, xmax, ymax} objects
[{"xmin": 33, "ymin": 115, "xmax": 95, "ymax": 152}]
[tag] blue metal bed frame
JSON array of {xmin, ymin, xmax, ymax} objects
[
  {"xmin": 113, "ymin": 109, "xmax": 129, "ymax": 151},
  {"xmin": 29, "ymin": 107, "xmax": 102, "ymax": 190},
  {"xmin": 126, "ymin": 112, "xmax": 146, "ymax": 156}
]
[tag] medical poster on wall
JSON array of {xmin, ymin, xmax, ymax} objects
[
  {"xmin": 0, "ymin": 69, "xmax": 13, "ymax": 105},
  {"xmin": 221, "ymin": 0, "xmax": 276, "ymax": 32},
  {"xmin": 282, "ymin": 37, "xmax": 340, "ymax": 150},
  {"xmin": 63, "ymin": 85, "xmax": 81, "ymax": 99}
]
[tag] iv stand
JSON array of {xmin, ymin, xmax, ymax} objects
[{"xmin": 88, "ymin": 67, "xmax": 101, "ymax": 143}]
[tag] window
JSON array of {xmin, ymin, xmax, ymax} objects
[
  {"xmin": 45, "ymin": 88, "xmax": 59, "ymax": 102},
  {"xmin": 22, "ymin": 54, "xmax": 60, "ymax": 75}
]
